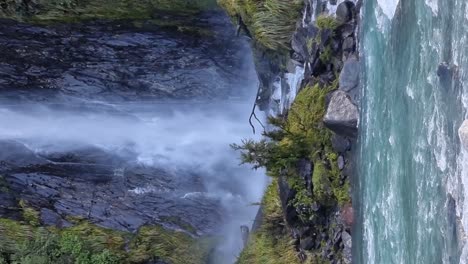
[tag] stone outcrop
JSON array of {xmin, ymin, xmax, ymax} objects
[
  {"xmin": 324, "ymin": 90, "xmax": 359, "ymax": 138},
  {"xmin": 225, "ymin": 0, "xmax": 361, "ymax": 263}
]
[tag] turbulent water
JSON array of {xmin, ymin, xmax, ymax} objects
[{"xmin": 356, "ymin": 0, "xmax": 468, "ymax": 263}]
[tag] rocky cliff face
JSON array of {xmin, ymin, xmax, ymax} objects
[
  {"xmin": 0, "ymin": 2, "xmax": 256, "ymax": 263},
  {"xmin": 221, "ymin": 0, "xmax": 361, "ymax": 263}
]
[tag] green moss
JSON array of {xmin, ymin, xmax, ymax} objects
[
  {"xmin": 311, "ymin": 162, "xmax": 333, "ymax": 206},
  {"xmin": 0, "ymin": 218, "xmax": 215, "ymax": 264}
]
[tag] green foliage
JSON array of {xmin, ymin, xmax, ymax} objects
[
  {"xmin": 315, "ymin": 14, "xmax": 339, "ymax": 31},
  {"xmin": 128, "ymin": 225, "xmax": 214, "ymax": 264},
  {"xmin": 311, "ymin": 162, "xmax": 333, "ymax": 206},
  {"xmin": 237, "ymin": 180, "xmax": 301, "ymax": 264},
  {"xmin": 1, "ymin": 0, "xmax": 218, "ymax": 22},
  {"xmin": 19, "ymin": 200, "xmax": 40, "ymax": 226},
  {"xmin": 218, "ymin": 0, "xmax": 303, "ymax": 51},
  {"xmin": 233, "ymin": 83, "xmax": 350, "ymax": 214},
  {"xmin": 319, "ymin": 45, "xmax": 333, "ymax": 64},
  {"xmin": 0, "ymin": 218, "xmax": 214, "ymax": 264}
]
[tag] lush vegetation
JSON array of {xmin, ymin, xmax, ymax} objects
[
  {"xmin": 0, "ymin": 0, "xmax": 219, "ymax": 22},
  {"xmin": 236, "ymin": 180, "xmax": 301, "ymax": 264},
  {"xmin": 217, "ymin": 0, "xmax": 303, "ymax": 51},
  {"xmin": 232, "ymin": 83, "xmax": 350, "ymax": 215},
  {"xmin": 0, "ymin": 218, "xmax": 215, "ymax": 264}
]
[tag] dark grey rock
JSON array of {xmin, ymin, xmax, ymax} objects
[
  {"xmin": 336, "ymin": 1, "xmax": 355, "ymax": 24},
  {"xmin": 40, "ymin": 208, "xmax": 71, "ymax": 228},
  {"xmin": 0, "ymin": 13, "xmax": 255, "ymax": 103},
  {"xmin": 297, "ymin": 159, "xmax": 313, "ymax": 191},
  {"xmin": 339, "ymin": 57, "xmax": 360, "ymax": 92},
  {"xmin": 332, "ymin": 134, "xmax": 351, "ymax": 153},
  {"xmin": 300, "ymin": 237, "xmax": 315, "ymax": 250},
  {"xmin": 292, "ymin": 27, "xmax": 309, "ymax": 63},
  {"xmin": 324, "ymin": 90, "xmax": 359, "ymax": 138},
  {"xmin": 278, "ymin": 176, "xmax": 298, "ymax": 224},
  {"xmin": 342, "ymin": 36, "xmax": 355, "ymax": 53}
]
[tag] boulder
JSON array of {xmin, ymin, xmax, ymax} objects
[
  {"xmin": 339, "ymin": 57, "xmax": 360, "ymax": 92},
  {"xmin": 459, "ymin": 120, "xmax": 468, "ymax": 150},
  {"xmin": 342, "ymin": 36, "xmax": 355, "ymax": 53},
  {"xmin": 332, "ymin": 134, "xmax": 351, "ymax": 153},
  {"xmin": 338, "ymin": 155, "xmax": 345, "ymax": 170},
  {"xmin": 300, "ymin": 237, "xmax": 315, "ymax": 251},
  {"xmin": 336, "ymin": 1, "xmax": 355, "ymax": 24},
  {"xmin": 324, "ymin": 90, "xmax": 359, "ymax": 138}
]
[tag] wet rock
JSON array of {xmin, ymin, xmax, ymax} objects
[
  {"xmin": 458, "ymin": 120, "xmax": 468, "ymax": 150},
  {"xmin": 0, "ymin": 14, "xmax": 253, "ymax": 102},
  {"xmin": 292, "ymin": 27, "xmax": 309, "ymax": 63},
  {"xmin": 298, "ymin": 159, "xmax": 313, "ymax": 191},
  {"xmin": 339, "ymin": 22, "xmax": 356, "ymax": 39},
  {"xmin": 300, "ymin": 237, "xmax": 315, "ymax": 251},
  {"xmin": 336, "ymin": 1, "xmax": 355, "ymax": 24},
  {"xmin": 339, "ymin": 57, "xmax": 360, "ymax": 92},
  {"xmin": 341, "ymin": 231, "xmax": 352, "ymax": 264},
  {"xmin": 324, "ymin": 90, "xmax": 359, "ymax": 138},
  {"xmin": 0, "ymin": 140, "xmax": 48, "ymax": 168},
  {"xmin": 278, "ymin": 176, "xmax": 298, "ymax": 224},
  {"xmin": 342, "ymin": 36, "xmax": 355, "ymax": 53},
  {"xmin": 40, "ymin": 208, "xmax": 71, "ymax": 227},
  {"xmin": 332, "ymin": 134, "xmax": 351, "ymax": 153},
  {"xmin": 0, "ymin": 142, "xmax": 222, "ymax": 234},
  {"xmin": 340, "ymin": 204, "xmax": 354, "ymax": 229}
]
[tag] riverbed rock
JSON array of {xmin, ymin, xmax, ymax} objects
[
  {"xmin": 324, "ymin": 90, "xmax": 359, "ymax": 138},
  {"xmin": 341, "ymin": 231, "xmax": 352, "ymax": 264},
  {"xmin": 339, "ymin": 57, "xmax": 360, "ymax": 92},
  {"xmin": 459, "ymin": 120, "xmax": 468, "ymax": 150},
  {"xmin": 336, "ymin": 1, "xmax": 355, "ymax": 24}
]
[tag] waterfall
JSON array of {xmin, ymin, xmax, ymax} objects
[{"xmin": 356, "ymin": 0, "xmax": 468, "ymax": 263}]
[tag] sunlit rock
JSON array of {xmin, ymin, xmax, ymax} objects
[{"xmin": 324, "ymin": 90, "xmax": 359, "ymax": 138}]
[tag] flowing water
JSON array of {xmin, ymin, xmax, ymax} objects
[{"xmin": 356, "ymin": 0, "xmax": 468, "ymax": 263}]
